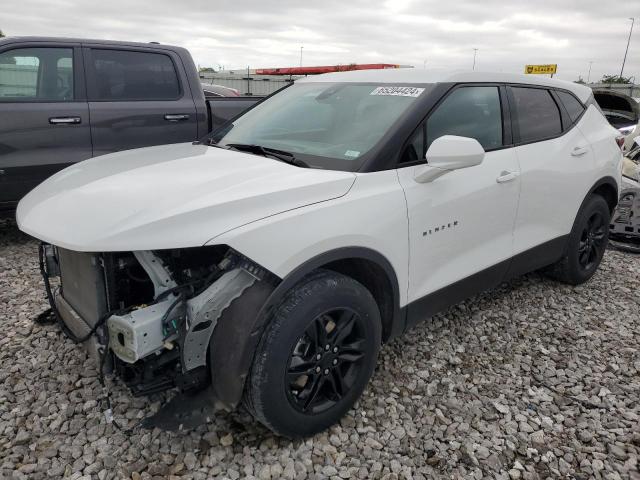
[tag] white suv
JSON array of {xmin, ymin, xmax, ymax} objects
[{"xmin": 17, "ymin": 69, "xmax": 622, "ymax": 437}]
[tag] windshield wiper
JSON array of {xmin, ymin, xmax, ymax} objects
[
  {"xmin": 226, "ymin": 143, "xmax": 309, "ymax": 168},
  {"xmin": 202, "ymin": 137, "xmax": 226, "ymax": 148}
]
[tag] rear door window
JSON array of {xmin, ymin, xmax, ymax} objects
[
  {"xmin": 0, "ymin": 47, "xmax": 74, "ymax": 101},
  {"xmin": 426, "ymin": 86, "xmax": 503, "ymax": 151},
  {"xmin": 556, "ymin": 90, "xmax": 585, "ymax": 124},
  {"xmin": 511, "ymin": 87, "xmax": 562, "ymax": 143},
  {"xmin": 89, "ymin": 49, "xmax": 181, "ymax": 101}
]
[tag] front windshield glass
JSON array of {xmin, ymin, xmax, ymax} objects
[{"xmin": 210, "ymin": 82, "xmax": 429, "ymax": 171}]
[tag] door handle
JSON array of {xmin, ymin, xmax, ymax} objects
[
  {"xmin": 164, "ymin": 114, "xmax": 190, "ymax": 122},
  {"xmin": 496, "ymin": 171, "xmax": 519, "ymax": 183},
  {"xmin": 49, "ymin": 116, "xmax": 81, "ymax": 125},
  {"xmin": 571, "ymin": 146, "xmax": 588, "ymax": 157}
]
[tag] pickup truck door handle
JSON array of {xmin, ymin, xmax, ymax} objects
[
  {"xmin": 571, "ymin": 146, "xmax": 589, "ymax": 157},
  {"xmin": 164, "ymin": 114, "xmax": 190, "ymax": 122},
  {"xmin": 496, "ymin": 171, "xmax": 520, "ymax": 183},
  {"xmin": 49, "ymin": 116, "xmax": 81, "ymax": 125}
]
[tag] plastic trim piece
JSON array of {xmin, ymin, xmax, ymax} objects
[
  {"xmin": 182, "ymin": 268, "xmax": 256, "ymax": 371},
  {"xmin": 403, "ymin": 235, "xmax": 569, "ymax": 330}
]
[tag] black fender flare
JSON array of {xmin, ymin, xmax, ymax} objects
[
  {"xmin": 566, "ymin": 175, "xmax": 619, "ymax": 240},
  {"xmin": 550, "ymin": 176, "xmax": 619, "ymax": 260},
  {"xmin": 587, "ymin": 176, "xmax": 619, "ymax": 211},
  {"xmin": 209, "ymin": 246, "xmax": 403, "ymax": 410}
]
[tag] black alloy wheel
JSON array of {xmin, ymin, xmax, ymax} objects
[
  {"xmin": 578, "ymin": 210, "xmax": 607, "ymax": 271},
  {"xmin": 286, "ymin": 308, "xmax": 366, "ymax": 414},
  {"xmin": 243, "ymin": 270, "xmax": 381, "ymax": 437},
  {"xmin": 545, "ymin": 194, "xmax": 610, "ymax": 285}
]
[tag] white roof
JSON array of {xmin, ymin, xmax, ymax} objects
[{"xmin": 298, "ymin": 69, "xmax": 592, "ymax": 103}]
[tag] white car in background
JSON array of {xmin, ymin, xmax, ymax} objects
[
  {"xmin": 202, "ymin": 83, "xmax": 241, "ymax": 98},
  {"xmin": 17, "ymin": 69, "xmax": 622, "ymax": 437}
]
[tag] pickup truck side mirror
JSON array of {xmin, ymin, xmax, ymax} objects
[{"xmin": 414, "ymin": 135, "xmax": 485, "ymax": 183}]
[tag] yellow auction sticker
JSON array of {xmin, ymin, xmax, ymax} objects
[{"xmin": 525, "ymin": 64, "xmax": 558, "ymax": 75}]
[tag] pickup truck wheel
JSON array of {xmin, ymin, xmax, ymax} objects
[
  {"xmin": 244, "ymin": 270, "xmax": 381, "ymax": 438},
  {"xmin": 545, "ymin": 195, "xmax": 610, "ymax": 285}
]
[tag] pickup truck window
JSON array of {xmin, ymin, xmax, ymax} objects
[
  {"xmin": 89, "ymin": 49, "xmax": 181, "ymax": 101},
  {"xmin": 212, "ymin": 82, "xmax": 428, "ymax": 171},
  {"xmin": 0, "ymin": 47, "xmax": 74, "ymax": 101}
]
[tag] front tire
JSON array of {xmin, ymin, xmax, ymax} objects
[
  {"xmin": 244, "ymin": 270, "xmax": 381, "ymax": 438},
  {"xmin": 546, "ymin": 195, "xmax": 610, "ymax": 285}
]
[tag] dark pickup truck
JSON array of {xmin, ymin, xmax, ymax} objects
[{"xmin": 0, "ymin": 37, "xmax": 262, "ymax": 214}]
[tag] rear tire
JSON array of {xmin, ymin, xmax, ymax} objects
[
  {"xmin": 546, "ymin": 195, "xmax": 610, "ymax": 285},
  {"xmin": 244, "ymin": 269, "xmax": 381, "ymax": 438}
]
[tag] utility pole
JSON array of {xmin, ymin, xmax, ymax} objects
[
  {"xmin": 246, "ymin": 65, "xmax": 251, "ymax": 96},
  {"xmin": 587, "ymin": 61, "xmax": 593, "ymax": 83},
  {"xmin": 620, "ymin": 18, "xmax": 635, "ymax": 78},
  {"xmin": 472, "ymin": 48, "xmax": 478, "ymax": 71},
  {"xmin": 300, "ymin": 46, "xmax": 304, "ymax": 67}
]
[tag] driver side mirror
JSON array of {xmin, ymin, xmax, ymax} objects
[{"xmin": 414, "ymin": 135, "xmax": 485, "ymax": 183}]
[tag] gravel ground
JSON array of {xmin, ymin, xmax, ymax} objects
[{"xmin": 1, "ymin": 216, "xmax": 639, "ymax": 480}]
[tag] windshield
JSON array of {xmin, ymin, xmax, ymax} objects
[{"xmin": 209, "ymin": 82, "xmax": 429, "ymax": 171}]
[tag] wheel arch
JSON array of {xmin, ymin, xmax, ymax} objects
[
  {"xmin": 258, "ymin": 247, "xmax": 403, "ymax": 343},
  {"xmin": 557, "ymin": 175, "xmax": 618, "ymax": 259},
  {"xmin": 303, "ymin": 249, "xmax": 402, "ymax": 341},
  {"xmin": 589, "ymin": 176, "xmax": 618, "ymax": 214},
  {"xmin": 209, "ymin": 246, "xmax": 404, "ymax": 410}
]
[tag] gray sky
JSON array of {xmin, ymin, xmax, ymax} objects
[{"xmin": 2, "ymin": 0, "xmax": 639, "ymax": 82}]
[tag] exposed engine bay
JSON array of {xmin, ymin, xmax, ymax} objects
[{"xmin": 40, "ymin": 244, "xmax": 276, "ymax": 397}]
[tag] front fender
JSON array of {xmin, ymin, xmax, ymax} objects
[
  {"xmin": 207, "ymin": 171, "xmax": 410, "ymax": 409},
  {"xmin": 208, "ymin": 170, "xmax": 409, "ymax": 305},
  {"xmin": 209, "ymin": 246, "xmax": 403, "ymax": 410}
]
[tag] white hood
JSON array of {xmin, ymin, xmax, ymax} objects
[{"xmin": 17, "ymin": 143, "xmax": 356, "ymax": 251}]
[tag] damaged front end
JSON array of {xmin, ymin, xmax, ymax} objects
[{"xmin": 40, "ymin": 244, "xmax": 277, "ymax": 401}]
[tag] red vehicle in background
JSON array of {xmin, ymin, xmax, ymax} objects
[{"xmin": 255, "ymin": 63, "xmax": 402, "ymax": 76}]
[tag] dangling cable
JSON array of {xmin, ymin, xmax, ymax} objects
[
  {"xmin": 37, "ymin": 243, "xmax": 136, "ymax": 431},
  {"xmin": 36, "ymin": 242, "xmax": 225, "ymax": 432},
  {"xmin": 39, "ymin": 243, "xmax": 120, "ymax": 343}
]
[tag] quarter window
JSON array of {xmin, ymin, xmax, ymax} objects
[
  {"xmin": 511, "ymin": 87, "xmax": 562, "ymax": 143},
  {"xmin": 556, "ymin": 91, "xmax": 585, "ymax": 124},
  {"xmin": 0, "ymin": 47, "xmax": 74, "ymax": 101},
  {"xmin": 90, "ymin": 49, "xmax": 180, "ymax": 101},
  {"xmin": 426, "ymin": 86, "xmax": 503, "ymax": 151},
  {"xmin": 400, "ymin": 124, "xmax": 425, "ymax": 163}
]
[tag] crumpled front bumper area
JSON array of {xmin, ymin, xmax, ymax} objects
[{"xmin": 40, "ymin": 244, "xmax": 274, "ymax": 398}]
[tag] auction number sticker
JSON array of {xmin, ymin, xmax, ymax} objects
[{"xmin": 370, "ymin": 86, "xmax": 424, "ymax": 97}]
